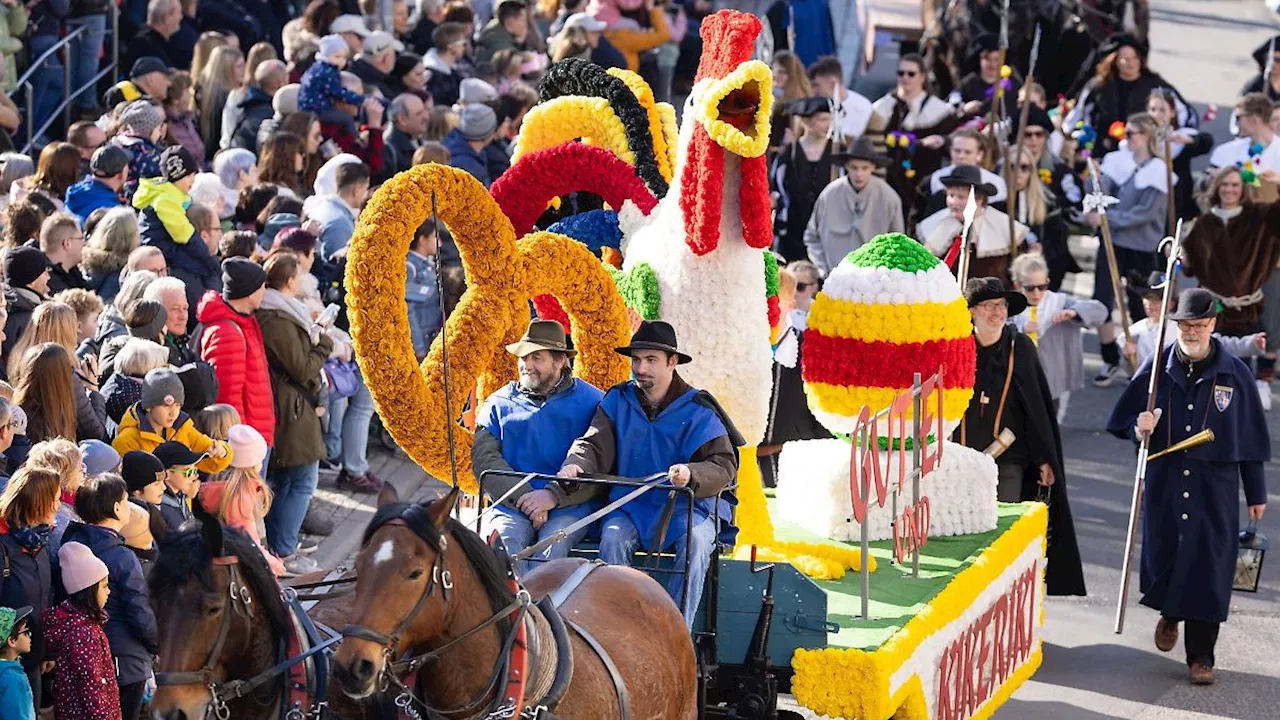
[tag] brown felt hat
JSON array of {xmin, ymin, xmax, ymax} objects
[{"xmin": 505, "ymin": 320, "xmax": 576, "ymax": 358}]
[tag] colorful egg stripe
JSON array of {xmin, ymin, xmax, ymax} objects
[
  {"xmin": 823, "ymin": 263, "xmax": 961, "ymax": 305},
  {"xmin": 807, "ymin": 384, "xmax": 974, "ymax": 426},
  {"xmin": 806, "ymin": 295, "xmax": 973, "ymax": 345},
  {"xmin": 802, "ymin": 332, "xmax": 977, "ymax": 389}
]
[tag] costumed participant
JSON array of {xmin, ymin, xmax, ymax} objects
[
  {"xmin": 1180, "ymin": 166, "xmax": 1280, "ymax": 409},
  {"xmin": 1208, "ymin": 93, "xmax": 1280, "ymax": 175},
  {"xmin": 1121, "ymin": 271, "xmax": 1266, "ymax": 371},
  {"xmin": 560, "ymin": 321, "xmax": 740, "ymax": 628},
  {"xmin": 867, "ymin": 53, "xmax": 960, "ymax": 223},
  {"xmin": 1007, "ymin": 105, "xmax": 1082, "ymax": 211},
  {"xmin": 769, "ymin": 97, "xmax": 836, "ymax": 264},
  {"xmin": 1241, "ymin": 35, "xmax": 1280, "ymax": 102},
  {"xmin": 474, "ymin": 320, "xmax": 605, "ymax": 576},
  {"xmin": 950, "ymin": 33, "xmax": 1021, "ymax": 120},
  {"xmin": 1146, "ymin": 89, "xmax": 1211, "ymax": 222},
  {"xmin": 1007, "ymin": 146, "xmax": 1075, "ymax": 291},
  {"xmin": 1064, "ymin": 32, "xmax": 1195, "ymax": 158},
  {"xmin": 1106, "ymin": 288, "xmax": 1269, "ymax": 686},
  {"xmin": 918, "ymin": 126, "xmax": 1007, "ymax": 219},
  {"xmin": 1010, "ymin": 253, "xmax": 1107, "ymax": 424},
  {"xmin": 802, "ymin": 138, "xmax": 902, "ymax": 276},
  {"xmin": 1088, "ymin": 112, "xmax": 1171, "ymax": 387},
  {"xmin": 919, "ymin": 164, "xmax": 1028, "ymax": 282},
  {"xmin": 954, "ymin": 278, "xmax": 1086, "ymax": 597}
]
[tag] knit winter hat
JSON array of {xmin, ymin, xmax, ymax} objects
[
  {"xmin": 221, "ymin": 257, "xmax": 267, "ymax": 300},
  {"xmin": 120, "ymin": 501, "xmax": 154, "ymax": 551},
  {"xmin": 319, "ymin": 35, "xmax": 350, "ymax": 65},
  {"xmin": 161, "ymin": 146, "xmax": 199, "ymax": 184},
  {"xmin": 140, "ymin": 367, "xmax": 185, "ymax": 410},
  {"xmin": 80, "ymin": 440, "xmax": 121, "ymax": 476},
  {"xmin": 273, "ymin": 84, "xmax": 301, "ymax": 117},
  {"xmin": 59, "ymin": 541, "xmax": 109, "ymax": 595},
  {"xmin": 458, "ymin": 78, "xmax": 498, "ymax": 106},
  {"xmin": 458, "ymin": 104, "xmax": 497, "ymax": 141},
  {"xmin": 4, "ymin": 245, "xmax": 50, "ymax": 288},
  {"xmin": 121, "ymin": 450, "xmax": 165, "ymax": 493},
  {"xmin": 227, "ymin": 424, "xmax": 267, "ymax": 469},
  {"xmin": 121, "ymin": 100, "xmax": 165, "ymax": 137}
]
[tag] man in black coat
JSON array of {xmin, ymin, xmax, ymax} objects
[
  {"xmin": 229, "ymin": 61, "xmax": 287, "ymax": 152},
  {"xmin": 383, "ymin": 92, "xmax": 427, "ymax": 178},
  {"xmin": 123, "ymin": 0, "xmax": 180, "ymax": 75}
]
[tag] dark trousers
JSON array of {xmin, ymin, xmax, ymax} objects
[
  {"xmin": 119, "ymin": 679, "xmax": 148, "ymax": 718},
  {"xmin": 1163, "ymin": 616, "xmax": 1221, "ymax": 667}
]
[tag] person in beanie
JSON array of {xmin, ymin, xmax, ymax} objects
[
  {"xmin": 108, "ymin": 100, "xmax": 166, "ymax": 199},
  {"xmin": 298, "ymin": 34, "xmax": 367, "ymax": 115},
  {"xmin": 0, "ymin": 606, "xmax": 35, "ymax": 720},
  {"xmin": 2, "ymin": 247, "xmax": 52, "ymax": 357},
  {"xmin": 79, "ymin": 440, "xmax": 121, "ymax": 477},
  {"xmin": 43, "ymin": 541, "xmax": 120, "ymax": 720},
  {"xmin": 198, "ymin": 425, "xmax": 289, "ymax": 575},
  {"xmin": 1107, "ymin": 288, "xmax": 1270, "ymax": 686},
  {"xmin": 111, "ymin": 367, "xmax": 232, "ymax": 478},
  {"xmin": 195, "ymin": 259, "xmax": 277, "ymax": 448},
  {"xmin": 444, "ymin": 104, "xmax": 499, "ymax": 186},
  {"xmin": 61, "ymin": 473, "xmax": 158, "ymax": 719},
  {"xmin": 63, "ymin": 146, "xmax": 130, "ymax": 226},
  {"xmin": 122, "ymin": 450, "xmax": 169, "ymax": 543}
]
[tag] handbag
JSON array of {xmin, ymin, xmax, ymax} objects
[{"xmin": 324, "ymin": 358, "xmax": 360, "ymax": 399}]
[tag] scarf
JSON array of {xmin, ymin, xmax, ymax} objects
[
  {"xmin": 260, "ymin": 288, "xmax": 319, "ymax": 343},
  {"xmin": 1211, "ymin": 205, "xmax": 1244, "ymax": 221},
  {"xmin": 11, "ymin": 523, "xmax": 53, "ymax": 555}
]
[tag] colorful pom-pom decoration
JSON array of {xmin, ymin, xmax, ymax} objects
[{"xmin": 1108, "ymin": 120, "xmax": 1126, "ymax": 141}]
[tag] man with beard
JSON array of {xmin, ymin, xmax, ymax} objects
[
  {"xmin": 1107, "ymin": 288, "xmax": 1268, "ymax": 686},
  {"xmin": 474, "ymin": 320, "xmax": 605, "ymax": 575},
  {"xmin": 561, "ymin": 321, "xmax": 741, "ymax": 627}
]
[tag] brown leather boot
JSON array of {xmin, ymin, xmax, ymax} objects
[
  {"xmin": 1155, "ymin": 617, "xmax": 1179, "ymax": 652},
  {"xmin": 1189, "ymin": 663, "xmax": 1216, "ymax": 685}
]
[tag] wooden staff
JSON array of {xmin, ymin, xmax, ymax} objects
[
  {"xmin": 957, "ymin": 188, "xmax": 978, "ymax": 286},
  {"xmin": 1163, "ymin": 130, "xmax": 1176, "ymax": 234},
  {"xmin": 1085, "ymin": 158, "xmax": 1134, "ymax": 361},
  {"xmin": 1116, "ymin": 220, "xmax": 1184, "ymax": 634},
  {"xmin": 1006, "ymin": 26, "xmax": 1042, "ymax": 260}
]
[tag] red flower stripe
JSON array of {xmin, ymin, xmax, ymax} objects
[
  {"xmin": 491, "ymin": 144, "xmax": 659, "ymax": 236},
  {"xmin": 680, "ymin": 125, "xmax": 724, "ymax": 256},
  {"xmin": 533, "ymin": 294, "xmax": 572, "ymax": 332},
  {"xmin": 766, "ymin": 295, "xmax": 780, "ymax": 329},
  {"xmin": 740, "ymin": 154, "xmax": 773, "ymax": 249},
  {"xmin": 801, "ymin": 330, "xmax": 977, "ymax": 389}
]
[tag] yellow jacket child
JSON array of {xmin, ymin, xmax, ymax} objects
[{"xmin": 112, "ymin": 368, "xmax": 232, "ymax": 475}]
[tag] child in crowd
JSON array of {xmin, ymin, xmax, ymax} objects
[
  {"xmin": 788, "ymin": 260, "xmax": 821, "ymax": 329},
  {"xmin": 198, "ymin": 425, "xmax": 286, "ymax": 575},
  {"xmin": 132, "ymin": 145, "xmax": 201, "ymax": 247},
  {"xmin": 0, "ymin": 605, "xmax": 34, "ymax": 720},
  {"xmin": 62, "ymin": 473, "xmax": 158, "ymax": 720},
  {"xmin": 194, "ymin": 403, "xmax": 241, "ymax": 444},
  {"xmin": 1010, "ymin": 253, "xmax": 1108, "ymax": 424},
  {"xmin": 122, "ymin": 450, "xmax": 169, "ymax": 544},
  {"xmin": 298, "ymin": 34, "xmax": 367, "ymax": 115},
  {"xmin": 112, "ymin": 367, "xmax": 232, "ymax": 476},
  {"xmin": 406, "ymin": 218, "xmax": 443, "ymax": 360},
  {"xmin": 79, "ymin": 440, "xmax": 121, "ymax": 476},
  {"xmin": 1121, "ymin": 271, "xmax": 1266, "ymax": 370},
  {"xmin": 51, "ymin": 289, "xmax": 105, "ymax": 361},
  {"xmin": 120, "ymin": 502, "xmax": 157, "ymax": 577},
  {"xmin": 44, "ymin": 542, "xmax": 120, "ymax": 720},
  {"xmin": 153, "ymin": 441, "xmax": 204, "ymax": 532},
  {"xmin": 30, "ymin": 438, "xmax": 86, "ymax": 557}
]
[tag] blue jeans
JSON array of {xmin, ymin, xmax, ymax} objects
[
  {"xmin": 484, "ymin": 506, "xmax": 590, "ymax": 576},
  {"xmin": 26, "ymin": 34, "xmax": 64, "ymax": 141},
  {"xmin": 65, "ymin": 15, "xmax": 106, "ymax": 110},
  {"xmin": 324, "ymin": 372, "xmax": 373, "ymax": 475},
  {"xmin": 264, "ymin": 461, "xmax": 319, "ymax": 557},
  {"xmin": 598, "ymin": 513, "xmax": 716, "ymax": 628}
]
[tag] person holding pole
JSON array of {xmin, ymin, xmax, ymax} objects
[
  {"xmin": 1106, "ymin": 288, "xmax": 1269, "ymax": 686},
  {"xmin": 1087, "ymin": 113, "xmax": 1171, "ymax": 387}
]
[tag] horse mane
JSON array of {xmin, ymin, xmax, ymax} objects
[
  {"xmin": 151, "ymin": 524, "xmax": 292, "ymax": 642},
  {"xmin": 365, "ymin": 502, "xmax": 515, "ymax": 633}
]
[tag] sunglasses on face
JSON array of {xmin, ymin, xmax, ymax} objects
[
  {"xmin": 171, "ymin": 467, "xmax": 198, "ymax": 478},
  {"xmin": 1022, "ymin": 284, "xmax": 1049, "ymax": 292},
  {"xmin": 1125, "ymin": 130, "xmax": 1141, "ymax": 138},
  {"xmin": 897, "ymin": 69, "xmax": 919, "ymax": 78},
  {"xmin": 1024, "ymin": 129, "xmax": 1046, "ymax": 138},
  {"xmin": 797, "ymin": 282, "xmax": 815, "ymax": 292},
  {"xmin": 1016, "ymin": 163, "xmax": 1035, "ymax": 171}
]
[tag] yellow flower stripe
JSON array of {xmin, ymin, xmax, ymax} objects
[
  {"xmin": 734, "ymin": 446, "xmax": 773, "ymax": 546},
  {"xmin": 606, "ymin": 68, "xmax": 673, "ymax": 182},
  {"xmin": 697, "ymin": 60, "xmax": 774, "ymax": 158},
  {"xmin": 808, "ymin": 384, "xmax": 973, "ymax": 422},
  {"xmin": 791, "ymin": 504, "xmax": 1048, "ymax": 719},
  {"xmin": 346, "ymin": 164, "xmax": 631, "ymax": 494},
  {"xmin": 512, "ymin": 96, "xmax": 636, "ymax": 167},
  {"xmin": 657, "ymin": 102, "xmax": 679, "ymax": 174},
  {"xmin": 807, "ymin": 295, "xmax": 974, "ymax": 344}
]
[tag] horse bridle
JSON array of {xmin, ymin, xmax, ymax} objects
[{"xmin": 154, "ymin": 555, "xmax": 255, "ymax": 720}]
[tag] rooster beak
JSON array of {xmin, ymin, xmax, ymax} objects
[{"xmin": 697, "ymin": 60, "xmax": 773, "ymax": 158}]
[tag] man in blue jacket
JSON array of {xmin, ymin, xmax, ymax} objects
[
  {"xmin": 64, "ymin": 146, "xmax": 129, "ymax": 226},
  {"xmin": 443, "ymin": 104, "xmax": 498, "ymax": 187},
  {"xmin": 474, "ymin": 320, "xmax": 604, "ymax": 575},
  {"xmin": 561, "ymin": 321, "xmax": 740, "ymax": 627},
  {"xmin": 1107, "ymin": 289, "xmax": 1269, "ymax": 686}
]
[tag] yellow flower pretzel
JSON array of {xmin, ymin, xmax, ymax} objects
[{"xmin": 346, "ymin": 164, "xmax": 631, "ymax": 493}]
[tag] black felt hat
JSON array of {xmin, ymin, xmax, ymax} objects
[
  {"xmin": 615, "ymin": 321, "xmax": 691, "ymax": 364},
  {"xmin": 832, "ymin": 137, "xmax": 891, "ymax": 168},
  {"xmin": 1099, "ymin": 32, "xmax": 1149, "ymax": 61},
  {"xmin": 1253, "ymin": 35, "xmax": 1280, "ymax": 71},
  {"xmin": 964, "ymin": 277, "xmax": 1028, "ymax": 316},
  {"xmin": 940, "ymin": 164, "xmax": 999, "ymax": 198},
  {"xmin": 1168, "ymin": 288, "xmax": 1218, "ymax": 321},
  {"xmin": 789, "ymin": 96, "xmax": 832, "ymax": 118}
]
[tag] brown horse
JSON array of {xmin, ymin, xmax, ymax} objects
[
  {"xmin": 148, "ymin": 512, "xmax": 371, "ymax": 720},
  {"xmin": 331, "ymin": 486, "xmax": 698, "ymax": 719}
]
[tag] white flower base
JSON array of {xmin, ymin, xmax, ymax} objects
[{"xmin": 775, "ymin": 439, "xmax": 999, "ymax": 542}]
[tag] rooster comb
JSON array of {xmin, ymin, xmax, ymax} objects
[{"xmin": 694, "ymin": 10, "xmax": 763, "ymax": 82}]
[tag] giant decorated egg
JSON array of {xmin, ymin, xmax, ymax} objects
[{"xmin": 802, "ymin": 232, "xmax": 976, "ymax": 433}]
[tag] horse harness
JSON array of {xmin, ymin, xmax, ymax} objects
[
  {"xmin": 341, "ymin": 504, "xmax": 631, "ymax": 720},
  {"xmin": 154, "ymin": 553, "xmax": 340, "ymax": 720}
]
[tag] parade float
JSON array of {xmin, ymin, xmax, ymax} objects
[{"xmin": 342, "ymin": 10, "xmax": 1047, "ymax": 720}]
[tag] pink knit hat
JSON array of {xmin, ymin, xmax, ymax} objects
[
  {"xmin": 59, "ymin": 542, "xmax": 109, "ymax": 595},
  {"xmin": 228, "ymin": 424, "xmax": 268, "ymax": 470}
]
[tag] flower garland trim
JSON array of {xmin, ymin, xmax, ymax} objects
[
  {"xmin": 512, "ymin": 96, "xmax": 637, "ymax": 167},
  {"xmin": 694, "ymin": 60, "xmax": 775, "ymax": 159},
  {"xmin": 606, "ymin": 67, "xmax": 673, "ymax": 182},
  {"xmin": 802, "ymin": 333, "xmax": 978, "ymax": 388},
  {"xmin": 806, "ymin": 295, "xmax": 973, "ymax": 345},
  {"xmin": 763, "ymin": 251, "xmax": 781, "ymax": 334},
  {"xmin": 657, "ymin": 102, "xmax": 680, "ymax": 177},
  {"xmin": 606, "ymin": 262, "xmax": 661, "ymax": 320}
]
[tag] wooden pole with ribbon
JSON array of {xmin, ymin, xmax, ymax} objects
[
  {"xmin": 1163, "ymin": 130, "xmax": 1176, "ymax": 234},
  {"xmin": 1086, "ymin": 157, "xmax": 1135, "ymax": 367},
  {"xmin": 1007, "ymin": 25, "xmax": 1041, "ymax": 260}
]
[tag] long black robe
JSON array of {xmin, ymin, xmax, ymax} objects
[{"xmin": 952, "ymin": 325, "xmax": 1088, "ymax": 596}]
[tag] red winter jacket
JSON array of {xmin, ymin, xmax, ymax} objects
[
  {"xmin": 195, "ymin": 290, "xmax": 277, "ymax": 445},
  {"xmin": 43, "ymin": 602, "xmax": 122, "ymax": 720}
]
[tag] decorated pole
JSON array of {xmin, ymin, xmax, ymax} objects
[
  {"xmin": 1116, "ymin": 220, "xmax": 1184, "ymax": 634},
  {"xmin": 1163, "ymin": 130, "xmax": 1176, "ymax": 234},
  {"xmin": 1006, "ymin": 26, "xmax": 1041, "ymax": 260},
  {"xmin": 1085, "ymin": 158, "xmax": 1134, "ymax": 365},
  {"xmin": 956, "ymin": 188, "xmax": 978, "ymax": 286},
  {"xmin": 859, "ymin": 419, "xmax": 871, "ymax": 620},
  {"xmin": 430, "ymin": 190, "xmax": 461, "ymax": 496},
  {"xmin": 911, "ymin": 372, "xmax": 922, "ymax": 578}
]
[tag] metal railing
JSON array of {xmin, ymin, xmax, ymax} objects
[{"xmin": 9, "ymin": 5, "xmax": 121, "ymax": 154}]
